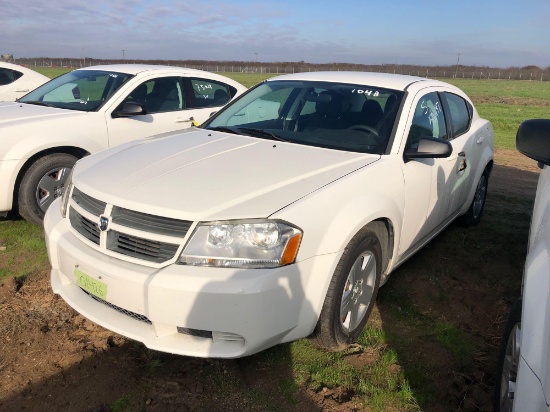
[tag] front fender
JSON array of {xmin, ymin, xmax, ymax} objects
[
  {"xmin": 272, "ymin": 157, "xmax": 404, "ymax": 319},
  {"xmin": 0, "ymin": 114, "xmax": 108, "ymax": 212}
]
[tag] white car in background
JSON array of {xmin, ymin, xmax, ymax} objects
[
  {"xmin": 44, "ymin": 71, "xmax": 494, "ymax": 358},
  {"xmin": 496, "ymin": 119, "xmax": 550, "ymax": 411},
  {"xmin": 0, "ymin": 64, "xmax": 246, "ymax": 224},
  {"xmin": 0, "ymin": 61, "xmax": 49, "ymax": 102}
]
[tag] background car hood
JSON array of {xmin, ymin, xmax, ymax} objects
[
  {"xmin": 74, "ymin": 129, "xmax": 379, "ymax": 221},
  {"xmin": 0, "ymin": 102, "xmax": 85, "ymax": 129}
]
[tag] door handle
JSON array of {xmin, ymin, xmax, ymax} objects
[
  {"xmin": 458, "ymin": 151, "xmax": 466, "ymax": 157},
  {"xmin": 476, "ymin": 136, "xmax": 485, "ymax": 144}
]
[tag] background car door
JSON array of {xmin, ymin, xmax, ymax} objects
[
  {"xmin": 181, "ymin": 77, "xmax": 237, "ymax": 125},
  {"xmin": 105, "ymin": 76, "xmax": 193, "ymax": 147},
  {"xmin": 105, "ymin": 76, "xmax": 238, "ymax": 147}
]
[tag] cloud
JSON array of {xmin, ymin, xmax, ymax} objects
[{"xmin": 1, "ymin": 0, "xmax": 548, "ymax": 67}]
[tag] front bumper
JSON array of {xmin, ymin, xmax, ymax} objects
[
  {"xmin": 0, "ymin": 159, "xmax": 19, "ymax": 213},
  {"xmin": 45, "ymin": 199, "xmax": 335, "ymax": 358}
]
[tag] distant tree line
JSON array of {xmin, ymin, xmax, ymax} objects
[{"xmin": 13, "ymin": 57, "xmax": 550, "ymax": 81}]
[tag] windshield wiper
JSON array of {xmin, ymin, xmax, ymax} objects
[
  {"xmin": 207, "ymin": 126, "xmax": 242, "ymax": 135},
  {"xmin": 236, "ymin": 127, "xmax": 289, "ymax": 142},
  {"xmin": 22, "ymin": 100, "xmax": 56, "ymax": 107}
]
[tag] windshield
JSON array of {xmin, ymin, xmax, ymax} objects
[
  {"xmin": 204, "ymin": 80, "xmax": 404, "ymax": 154},
  {"xmin": 20, "ymin": 70, "xmax": 133, "ymax": 112}
]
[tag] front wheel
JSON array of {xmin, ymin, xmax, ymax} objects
[
  {"xmin": 494, "ymin": 299, "xmax": 522, "ymax": 412},
  {"xmin": 311, "ymin": 223, "xmax": 383, "ymax": 351},
  {"xmin": 18, "ymin": 153, "xmax": 77, "ymax": 225}
]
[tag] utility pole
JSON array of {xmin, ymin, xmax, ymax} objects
[
  {"xmin": 122, "ymin": 49, "xmax": 125, "ymax": 61},
  {"xmin": 454, "ymin": 53, "xmax": 460, "ymax": 78}
]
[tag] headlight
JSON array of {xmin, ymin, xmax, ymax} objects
[
  {"xmin": 60, "ymin": 170, "xmax": 73, "ymax": 218},
  {"xmin": 178, "ymin": 220, "xmax": 302, "ymax": 269}
]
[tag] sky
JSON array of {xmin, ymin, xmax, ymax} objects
[{"xmin": 2, "ymin": 0, "xmax": 549, "ymax": 68}]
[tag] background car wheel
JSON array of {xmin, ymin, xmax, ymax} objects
[
  {"xmin": 18, "ymin": 153, "xmax": 77, "ymax": 225},
  {"xmin": 458, "ymin": 168, "xmax": 489, "ymax": 227},
  {"xmin": 494, "ymin": 299, "xmax": 522, "ymax": 412},
  {"xmin": 311, "ymin": 223, "xmax": 383, "ymax": 351}
]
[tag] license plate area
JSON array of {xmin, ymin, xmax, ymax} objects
[{"xmin": 74, "ymin": 267, "xmax": 108, "ymax": 300}]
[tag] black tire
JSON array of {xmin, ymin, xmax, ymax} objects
[
  {"xmin": 458, "ymin": 168, "xmax": 489, "ymax": 227},
  {"xmin": 311, "ymin": 222, "xmax": 383, "ymax": 351},
  {"xmin": 18, "ymin": 153, "xmax": 77, "ymax": 225},
  {"xmin": 494, "ymin": 299, "xmax": 522, "ymax": 412}
]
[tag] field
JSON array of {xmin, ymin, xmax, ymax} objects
[{"xmin": 0, "ymin": 69, "xmax": 548, "ymax": 411}]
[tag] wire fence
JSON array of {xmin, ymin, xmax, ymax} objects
[{"xmin": 14, "ymin": 58, "xmax": 550, "ymax": 82}]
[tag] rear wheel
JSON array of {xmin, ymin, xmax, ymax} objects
[
  {"xmin": 18, "ymin": 153, "xmax": 77, "ymax": 225},
  {"xmin": 458, "ymin": 168, "xmax": 489, "ymax": 227},
  {"xmin": 311, "ymin": 223, "xmax": 383, "ymax": 351}
]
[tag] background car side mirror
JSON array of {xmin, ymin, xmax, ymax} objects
[
  {"xmin": 112, "ymin": 102, "xmax": 146, "ymax": 118},
  {"xmin": 516, "ymin": 119, "xmax": 550, "ymax": 166},
  {"xmin": 404, "ymin": 137, "xmax": 453, "ymax": 160}
]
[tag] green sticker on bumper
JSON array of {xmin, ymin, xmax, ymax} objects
[{"xmin": 74, "ymin": 268, "xmax": 108, "ymax": 300}]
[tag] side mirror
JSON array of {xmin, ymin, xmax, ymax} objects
[
  {"xmin": 404, "ymin": 137, "xmax": 453, "ymax": 160},
  {"xmin": 112, "ymin": 102, "xmax": 146, "ymax": 118},
  {"xmin": 516, "ymin": 119, "xmax": 550, "ymax": 166}
]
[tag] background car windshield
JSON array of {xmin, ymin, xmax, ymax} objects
[
  {"xmin": 205, "ymin": 80, "xmax": 404, "ymax": 154},
  {"xmin": 20, "ymin": 70, "xmax": 133, "ymax": 111}
]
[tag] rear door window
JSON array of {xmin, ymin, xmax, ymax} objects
[
  {"xmin": 442, "ymin": 92, "xmax": 471, "ymax": 138},
  {"xmin": 187, "ymin": 78, "xmax": 236, "ymax": 108},
  {"xmin": 0, "ymin": 68, "xmax": 23, "ymax": 85}
]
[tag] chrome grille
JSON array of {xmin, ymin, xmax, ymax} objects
[
  {"xmin": 107, "ymin": 230, "xmax": 180, "ymax": 264},
  {"xmin": 112, "ymin": 207, "xmax": 192, "ymax": 237},
  {"xmin": 82, "ymin": 289, "xmax": 151, "ymax": 324},
  {"xmin": 69, "ymin": 208, "xmax": 100, "ymax": 244},
  {"xmin": 68, "ymin": 186, "xmax": 192, "ymax": 265},
  {"xmin": 72, "ymin": 188, "xmax": 106, "ymax": 215}
]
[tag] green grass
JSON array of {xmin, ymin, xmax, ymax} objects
[
  {"xmin": 0, "ymin": 220, "xmax": 48, "ymax": 279},
  {"xmin": 443, "ymin": 77, "xmax": 550, "ymax": 101},
  {"xmin": 289, "ymin": 339, "xmax": 421, "ymax": 411},
  {"xmin": 110, "ymin": 394, "xmax": 131, "ymax": 412},
  {"xmin": 34, "ymin": 67, "xmax": 71, "ymax": 78},
  {"xmin": 476, "ymin": 103, "xmax": 549, "ymax": 149},
  {"xmin": 433, "ymin": 321, "xmax": 477, "ymax": 369}
]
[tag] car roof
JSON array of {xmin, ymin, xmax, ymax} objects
[
  {"xmin": 0, "ymin": 61, "xmax": 46, "ymax": 75},
  {"xmin": 266, "ymin": 71, "xmax": 443, "ymax": 91},
  {"xmin": 74, "ymin": 64, "xmax": 220, "ymax": 76}
]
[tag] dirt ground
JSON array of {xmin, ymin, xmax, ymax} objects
[{"xmin": 0, "ymin": 148, "xmax": 540, "ymax": 411}]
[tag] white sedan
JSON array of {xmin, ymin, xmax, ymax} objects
[
  {"xmin": 0, "ymin": 65, "xmax": 246, "ymax": 224},
  {"xmin": 44, "ymin": 71, "xmax": 494, "ymax": 358},
  {"xmin": 0, "ymin": 61, "xmax": 49, "ymax": 102},
  {"xmin": 496, "ymin": 119, "xmax": 550, "ymax": 411}
]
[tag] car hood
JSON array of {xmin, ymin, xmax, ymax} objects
[
  {"xmin": 0, "ymin": 102, "xmax": 86, "ymax": 128},
  {"xmin": 74, "ymin": 129, "xmax": 379, "ymax": 221}
]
